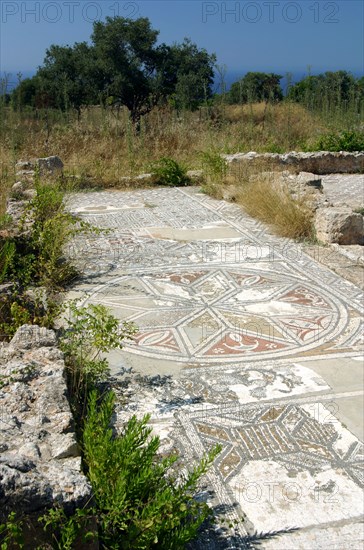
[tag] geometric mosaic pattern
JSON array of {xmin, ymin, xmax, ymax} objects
[
  {"xmin": 67, "ymin": 186, "xmax": 364, "ymax": 548},
  {"xmin": 189, "ymin": 403, "xmax": 364, "ymax": 487},
  {"xmin": 172, "ymin": 400, "xmax": 364, "ymax": 541},
  {"xmin": 88, "ymin": 268, "xmax": 349, "ymax": 363}
]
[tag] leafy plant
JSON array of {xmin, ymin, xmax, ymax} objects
[
  {"xmin": 0, "ymin": 289, "xmax": 63, "ymax": 340},
  {"xmin": 199, "ymin": 150, "xmax": 228, "ymax": 197},
  {"xmin": 0, "ymin": 214, "xmax": 12, "ymax": 229},
  {"xmin": 39, "ymin": 507, "xmax": 96, "ymax": 550},
  {"xmin": 60, "ymin": 301, "xmax": 137, "ymax": 412},
  {"xmin": 314, "ymin": 130, "xmax": 364, "ymax": 152},
  {"xmin": 32, "ymin": 180, "xmax": 64, "ymax": 222},
  {"xmin": 0, "ymin": 512, "xmax": 24, "ymax": 549},
  {"xmin": 83, "ymin": 389, "xmax": 221, "ymax": 549},
  {"xmin": 200, "ymin": 150, "xmax": 227, "ymax": 181},
  {"xmin": 149, "ymin": 157, "xmax": 190, "ymax": 186},
  {"xmin": 0, "ymin": 240, "xmax": 16, "ymax": 283}
]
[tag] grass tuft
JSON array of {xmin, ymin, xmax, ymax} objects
[{"xmin": 235, "ymin": 175, "xmax": 315, "ymax": 240}]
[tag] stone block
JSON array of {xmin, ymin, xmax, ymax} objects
[
  {"xmin": 36, "ymin": 156, "xmax": 64, "ymax": 176},
  {"xmin": 315, "ymin": 207, "xmax": 364, "ymax": 245}
]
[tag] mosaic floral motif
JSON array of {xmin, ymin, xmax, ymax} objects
[
  {"xmin": 279, "ymin": 287, "xmax": 331, "ymax": 309},
  {"xmin": 279, "ymin": 315, "xmax": 332, "ymax": 341},
  {"xmin": 205, "ymin": 331, "xmax": 288, "ymax": 355},
  {"xmin": 133, "ymin": 330, "xmax": 181, "ymax": 353}
]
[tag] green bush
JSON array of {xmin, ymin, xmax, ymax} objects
[
  {"xmin": 0, "ymin": 511, "xmax": 24, "ymax": 549},
  {"xmin": 40, "ymin": 390, "xmax": 221, "ymax": 549},
  {"xmin": 1, "ymin": 183, "xmax": 79, "ymax": 289},
  {"xmin": 82, "ymin": 390, "xmax": 221, "ymax": 549},
  {"xmin": 199, "ymin": 150, "xmax": 227, "ymax": 181},
  {"xmin": 0, "ymin": 289, "xmax": 62, "ymax": 340},
  {"xmin": 199, "ymin": 150, "xmax": 228, "ymax": 198},
  {"xmin": 149, "ymin": 158, "xmax": 190, "ymax": 186},
  {"xmin": 0, "ymin": 240, "xmax": 16, "ymax": 283},
  {"xmin": 60, "ymin": 301, "xmax": 137, "ymax": 413},
  {"xmin": 314, "ymin": 130, "xmax": 364, "ymax": 152},
  {"xmin": 39, "ymin": 507, "xmax": 96, "ymax": 550}
]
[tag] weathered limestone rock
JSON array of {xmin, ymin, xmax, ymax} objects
[
  {"xmin": 11, "ymin": 181, "xmax": 37, "ymax": 201},
  {"xmin": 15, "ymin": 170, "xmax": 36, "ymax": 182},
  {"xmin": 36, "ymin": 156, "xmax": 64, "ymax": 176},
  {"xmin": 0, "ymin": 325, "xmax": 92, "ymax": 520},
  {"xmin": 295, "ymin": 171, "xmax": 323, "ymax": 189},
  {"xmin": 224, "ymin": 151, "xmax": 364, "ymax": 175},
  {"xmin": 4, "ymin": 156, "xmax": 64, "ymax": 238},
  {"xmin": 15, "ymin": 160, "xmax": 34, "ymax": 171},
  {"xmin": 315, "ymin": 207, "xmax": 364, "ymax": 245},
  {"xmin": 5, "ymin": 198, "xmax": 30, "ymax": 225}
]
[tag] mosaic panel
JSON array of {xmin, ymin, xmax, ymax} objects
[{"xmin": 84, "ymin": 267, "xmax": 351, "ymax": 363}]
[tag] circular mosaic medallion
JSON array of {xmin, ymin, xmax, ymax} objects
[{"xmin": 84, "ymin": 268, "xmax": 347, "ymax": 363}]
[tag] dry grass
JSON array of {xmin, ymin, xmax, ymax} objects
[
  {"xmin": 200, "ymin": 153, "xmax": 315, "ymax": 241},
  {"xmin": 0, "ymin": 101, "xmax": 341, "ymax": 236},
  {"xmin": 0, "ymin": 101, "xmax": 327, "ymax": 189},
  {"xmin": 234, "ymin": 175, "xmax": 315, "ymax": 240}
]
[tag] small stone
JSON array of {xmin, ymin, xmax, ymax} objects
[
  {"xmin": 12, "ymin": 181, "xmax": 25, "ymax": 193},
  {"xmin": 9, "ymin": 325, "xmax": 57, "ymax": 350},
  {"xmin": 22, "ymin": 188, "xmax": 37, "ymax": 200},
  {"xmin": 51, "ymin": 434, "xmax": 80, "ymax": 460},
  {"xmin": 16, "ymin": 160, "xmax": 34, "ymax": 171},
  {"xmin": 36, "ymin": 156, "xmax": 64, "ymax": 176},
  {"xmin": 296, "ymin": 171, "xmax": 322, "ymax": 189}
]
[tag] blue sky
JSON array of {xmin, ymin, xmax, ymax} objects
[{"xmin": 1, "ymin": 0, "xmax": 363, "ymax": 90}]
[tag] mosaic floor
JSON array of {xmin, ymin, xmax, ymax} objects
[{"xmin": 67, "ymin": 187, "xmax": 364, "ymax": 549}]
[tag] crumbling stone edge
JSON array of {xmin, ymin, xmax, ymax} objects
[
  {"xmin": 1, "ymin": 156, "xmax": 93, "ymax": 527},
  {"xmin": 0, "ymin": 325, "xmax": 92, "ymax": 522},
  {"xmin": 223, "ymin": 150, "xmax": 364, "ymax": 175}
]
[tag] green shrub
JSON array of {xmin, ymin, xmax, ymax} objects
[
  {"xmin": 39, "ymin": 507, "xmax": 96, "ymax": 550},
  {"xmin": 199, "ymin": 150, "xmax": 228, "ymax": 197},
  {"xmin": 0, "ymin": 240, "xmax": 16, "ymax": 283},
  {"xmin": 0, "ymin": 289, "xmax": 62, "ymax": 340},
  {"xmin": 0, "ymin": 511, "xmax": 24, "ymax": 549},
  {"xmin": 60, "ymin": 302, "xmax": 137, "ymax": 413},
  {"xmin": 314, "ymin": 130, "xmax": 364, "ymax": 152},
  {"xmin": 199, "ymin": 150, "xmax": 227, "ymax": 181},
  {"xmin": 83, "ymin": 389, "xmax": 221, "ymax": 549},
  {"xmin": 149, "ymin": 157, "xmax": 190, "ymax": 186}
]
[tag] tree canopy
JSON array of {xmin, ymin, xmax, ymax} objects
[
  {"xmin": 228, "ymin": 72, "xmax": 283, "ymax": 104},
  {"xmin": 12, "ymin": 16, "xmax": 216, "ymax": 122},
  {"xmin": 287, "ymin": 71, "xmax": 363, "ymax": 111}
]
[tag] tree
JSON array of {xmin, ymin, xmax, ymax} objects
[
  {"xmin": 91, "ymin": 17, "xmax": 160, "ymax": 122},
  {"xmin": 229, "ymin": 72, "xmax": 283, "ymax": 104},
  {"xmin": 11, "ymin": 16, "xmax": 217, "ymax": 121},
  {"xmin": 287, "ymin": 71, "xmax": 362, "ymax": 111},
  {"xmin": 36, "ymin": 42, "xmax": 98, "ymax": 116},
  {"xmin": 10, "ymin": 76, "xmax": 40, "ymax": 110},
  {"xmin": 91, "ymin": 22, "xmax": 216, "ymax": 118},
  {"xmin": 157, "ymin": 39, "xmax": 216, "ymax": 110}
]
